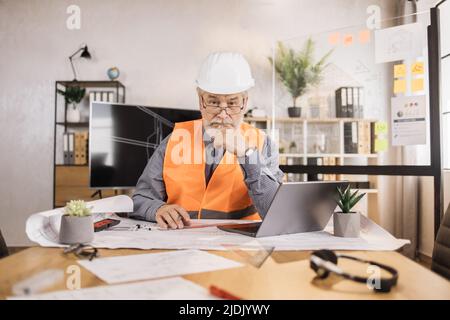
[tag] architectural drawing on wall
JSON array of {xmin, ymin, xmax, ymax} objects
[{"xmin": 374, "ymin": 22, "xmax": 426, "ymax": 63}]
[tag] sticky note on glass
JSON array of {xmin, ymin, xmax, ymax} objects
[
  {"xmin": 343, "ymin": 34, "xmax": 353, "ymax": 46},
  {"xmin": 394, "ymin": 64, "xmax": 406, "ymax": 78},
  {"xmin": 394, "ymin": 79, "xmax": 406, "ymax": 93},
  {"xmin": 374, "ymin": 139, "xmax": 388, "ymax": 152},
  {"xmin": 412, "ymin": 62, "xmax": 424, "ymax": 75},
  {"xmin": 412, "ymin": 78, "xmax": 424, "ymax": 92},
  {"xmin": 359, "ymin": 29, "xmax": 371, "ymax": 44},
  {"xmin": 374, "ymin": 121, "xmax": 388, "ymax": 135},
  {"xmin": 328, "ymin": 32, "xmax": 340, "ymax": 45}
]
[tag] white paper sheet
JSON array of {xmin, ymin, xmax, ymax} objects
[
  {"xmin": 78, "ymin": 249, "xmax": 243, "ymax": 284},
  {"xmin": 26, "ymin": 196, "xmax": 410, "ymax": 251},
  {"xmin": 8, "ymin": 277, "xmax": 216, "ymax": 300},
  {"xmin": 375, "ymin": 22, "xmax": 426, "ymax": 63}
]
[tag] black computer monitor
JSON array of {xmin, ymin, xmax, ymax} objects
[{"xmin": 89, "ymin": 102, "xmax": 201, "ymax": 188}]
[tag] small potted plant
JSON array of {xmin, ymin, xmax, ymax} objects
[
  {"xmin": 57, "ymin": 86, "xmax": 86, "ymax": 123},
  {"xmin": 269, "ymin": 39, "xmax": 332, "ymax": 118},
  {"xmin": 59, "ymin": 200, "xmax": 94, "ymax": 244},
  {"xmin": 333, "ymin": 186, "xmax": 365, "ymax": 238},
  {"xmin": 289, "ymin": 141, "xmax": 297, "ymax": 153}
]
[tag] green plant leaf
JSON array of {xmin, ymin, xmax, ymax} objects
[
  {"xmin": 348, "ymin": 193, "xmax": 366, "ymax": 211},
  {"xmin": 348, "ymin": 189, "xmax": 359, "ymax": 202},
  {"xmin": 337, "ymin": 186, "xmax": 345, "ymax": 199}
]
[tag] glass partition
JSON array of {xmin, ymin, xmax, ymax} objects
[
  {"xmin": 244, "ymin": 9, "xmax": 438, "ymax": 220},
  {"xmin": 257, "ymin": 10, "xmax": 432, "ymax": 172}
]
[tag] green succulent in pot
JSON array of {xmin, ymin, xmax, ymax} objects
[
  {"xmin": 333, "ymin": 186, "xmax": 365, "ymax": 238},
  {"xmin": 64, "ymin": 200, "xmax": 92, "ymax": 217},
  {"xmin": 59, "ymin": 200, "xmax": 94, "ymax": 244}
]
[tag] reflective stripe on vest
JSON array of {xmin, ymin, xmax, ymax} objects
[{"xmin": 163, "ymin": 119, "xmax": 265, "ymax": 220}]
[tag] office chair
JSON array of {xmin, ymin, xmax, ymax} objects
[
  {"xmin": 0, "ymin": 229, "xmax": 8, "ymax": 259},
  {"xmin": 431, "ymin": 204, "xmax": 450, "ymax": 280}
]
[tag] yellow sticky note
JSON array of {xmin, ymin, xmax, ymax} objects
[
  {"xmin": 374, "ymin": 121, "xmax": 388, "ymax": 135},
  {"xmin": 412, "ymin": 78, "xmax": 424, "ymax": 92},
  {"xmin": 394, "ymin": 64, "xmax": 406, "ymax": 78},
  {"xmin": 394, "ymin": 79, "xmax": 406, "ymax": 93},
  {"xmin": 374, "ymin": 139, "xmax": 388, "ymax": 152},
  {"xmin": 412, "ymin": 62, "xmax": 424, "ymax": 75}
]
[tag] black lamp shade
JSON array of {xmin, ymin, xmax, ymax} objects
[{"xmin": 80, "ymin": 46, "xmax": 91, "ymax": 59}]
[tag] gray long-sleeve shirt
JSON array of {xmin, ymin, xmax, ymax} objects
[{"xmin": 131, "ymin": 131, "xmax": 284, "ymax": 222}]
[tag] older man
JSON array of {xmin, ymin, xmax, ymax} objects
[{"xmin": 131, "ymin": 52, "xmax": 283, "ymax": 229}]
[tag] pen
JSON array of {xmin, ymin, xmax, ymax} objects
[{"xmin": 209, "ymin": 285, "xmax": 242, "ymax": 300}]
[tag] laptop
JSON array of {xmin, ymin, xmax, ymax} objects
[{"xmin": 218, "ymin": 181, "xmax": 349, "ymax": 237}]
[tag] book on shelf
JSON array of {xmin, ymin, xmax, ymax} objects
[
  {"xmin": 74, "ymin": 131, "xmax": 89, "ymax": 165},
  {"xmin": 344, "ymin": 121, "xmax": 372, "ymax": 155},
  {"xmin": 63, "ymin": 131, "xmax": 88, "ymax": 165},
  {"xmin": 63, "ymin": 133, "xmax": 69, "ymax": 164},
  {"xmin": 89, "ymin": 90, "xmax": 115, "ymax": 104},
  {"xmin": 335, "ymin": 87, "xmax": 364, "ymax": 118},
  {"xmin": 357, "ymin": 122, "xmax": 371, "ymax": 154},
  {"xmin": 344, "ymin": 122, "xmax": 358, "ymax": 153},
  {"xmin": 68, "ymin": 133, "xmax": 74, "ymax": 164}
]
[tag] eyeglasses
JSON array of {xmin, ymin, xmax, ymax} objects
[
  {"xmin": 201, "ymin": 95, "xmax": 245, "ymax": 115},
  {"xmin": 63, "ymin": 243, "xmax": 98, "ymax": 261}
]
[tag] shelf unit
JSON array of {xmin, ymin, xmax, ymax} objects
[
  {"xmin": 244, "ymin": 116, "xmax": 379, "ymax": 219},
  {"xmin": 53, "ymin": 80, "xmax": 126, "ymax": 208},
  {"xmin": 244, "ymin": 116, "xmax": 378, "ymax": 163}
]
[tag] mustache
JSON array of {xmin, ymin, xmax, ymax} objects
[{"xmin": 208, "ymin": 122, "xmax": 235, "ymax": 127}]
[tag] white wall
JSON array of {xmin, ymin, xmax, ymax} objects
[{"xmin": 0, "ymin": 0, "xmax": 396, "ymax": 246}]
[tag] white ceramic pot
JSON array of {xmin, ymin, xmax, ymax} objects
[
  {"xmin": 59, "ymin": 215, "xmax": 94, "ymax": 244},
  {"xmin": 333, "ymin": 212, "xmax": 360, "ymax": 238},
  {"xmin": 66, "ymin": 103, "xmax": 81, "ymax": 122}
]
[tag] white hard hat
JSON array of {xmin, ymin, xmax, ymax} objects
[{"xmin": 196, "ymin": 52, "xmax": 255, "ymax": 94}]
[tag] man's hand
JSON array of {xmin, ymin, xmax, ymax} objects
[
  {"xmin": 207, "ymin": 127, "xmax": 254, "ymax": 157},
  {"xmin": 155, "ymin": 204, "xmax": 191, "ymax": 229}
]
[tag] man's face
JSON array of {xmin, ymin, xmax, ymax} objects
[{"xmin": 197, "ymin": 88, "xmax": 248, "ymax": 130}]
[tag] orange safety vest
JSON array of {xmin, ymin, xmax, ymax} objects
[{"xmin": 163, "ymin": 119, "xmax": 265, "ymax": 220}]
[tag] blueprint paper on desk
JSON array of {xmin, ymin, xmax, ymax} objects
[
  {"xmin": 26, "ymin": 195, "xmax": 134, "ymax": 247},
  {"xmin": 8, "ymin": 277, "xmax": 217, "ymax": 300},
  {"xmin": 27, "ymin": 195, "xmax": 410, "ymax": 251}
]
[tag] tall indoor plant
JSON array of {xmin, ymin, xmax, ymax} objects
[
  {"xmin": 269, "ymin": 39, "xmax": 332, "ymax": 117},
  {"xmin": 57, "ymin": 86, "xmax": 86, "ymax": 122}
]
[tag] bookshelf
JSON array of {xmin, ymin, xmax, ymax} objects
[{"xmin": 53, "ymin": 80, "xmax": 126, "ymax": 208}]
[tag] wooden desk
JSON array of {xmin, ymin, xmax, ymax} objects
[{"xmin": 0, "ymin": 247, "xmax": 449, "ymax": 299}]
